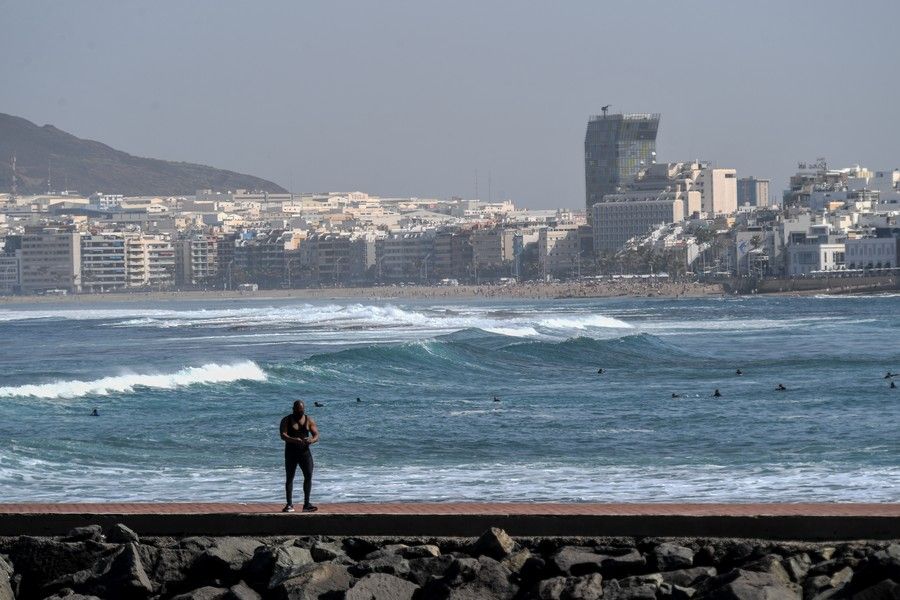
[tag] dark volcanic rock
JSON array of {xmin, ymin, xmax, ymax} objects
[
  {"xmin": 46, "ymin": 542, "xmax": 153, "ymax": 599},
  {"xmin": 62, "ymin": 526, "xmax": 104, "ymax": 544},
  {"xmin": 552, "ymin": 547, "xmax": 607, "ymax": 576},
  {"xmin": 192, "ymin": 537, "xmax": 262, "ymax": 585},
  {"xmin": 408, "ymin": 554, "xmax": 457, "ymax": 586},
  {"xmin": 400, "ymin": 544, "xmax": 441, "ymax": 559},
  {"xmin": 309, "ymin": 540, "xmax": 347, "ymax": 562},
  {"xmin": 604, "ymin": 579, "xmax": 660, "ymax": 600},
  {"xmin": 244, "ymin": 545, "xmax": 314, "ymax": 590},
  {"xmin": 471, "ymin": 527, "xmax": 517, "ymax": 560},
  {"xmin": 698, "ymin": 568, "xmax": 801, "ymax": 600},
  {"xmin": 348, "ymin": 554, "xmax": 410, "ymax": 577},
  {"xmin": 277, "ymin": 563, "xmax": 353, "ymax": 600},
  {"xmin": 136, "ymin": 543, "xmax": 199, "ymax": 597},
  {"xmin": 661, "ymin": 567, "xmax": 718, "ymax": 587},
  {"xmin": 656, "ymin": 543, "xmax": 696, "ymax": 571},
  {"xmin": 850, "ymin": 579, "xmax": 900, "ymax": 600},
  {"xmin": 105, "ymin": 523, "xmax": 139, "ymax": 545},
  {"xmin": 1, "ymin": 554, "xmax": 14, "ymax": 600},
  {"xmin": 785, "ymin": 555, "xmax": 813, "ymax": 583},
  {"xmin": 171, "ymin": 586, "xmax": 229, "ymax": 600},
  {"xmin": 8, "ymin": 537, "xmax": 115, "ymax": 599},
  {"xmin": 41, "ymin": 590, "xmax": 103, "ymax": 600},
  {"xmin": 744, "ymin": 555, "xmax": 793, "ymax": 585},
  {"xmin": 345, "ymin": 572, "xmax": 418, "ymax": 600},
  {"xmin": 538, "ymin": 573, "xmax": 604, "ymax": 600},
  {"xmin": 226, "ymin": 580, "xmax": 262, "ymax": 600},
  {"xmin": 343, "ymin": 537, "xmax": 380, "ymax": 560}
]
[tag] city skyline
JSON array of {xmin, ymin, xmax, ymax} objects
[{"xmin": 3, "ymin": 1, "xmax": 899, "ymax": 208}]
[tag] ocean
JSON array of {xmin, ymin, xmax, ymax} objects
[{"xmin": 0, "ymin": 294, "xmax": 898, "ymax": 503}]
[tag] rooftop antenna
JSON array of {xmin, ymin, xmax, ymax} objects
[{"xmin": 601, "ymin": 104, "xmax": 611, "ymax": 117}]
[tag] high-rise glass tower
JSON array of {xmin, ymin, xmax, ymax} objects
[{"xmin": 584, "ymin": 112, "xmax": 660, "ymax": 214}]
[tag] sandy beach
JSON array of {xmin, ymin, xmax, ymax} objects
[{"xmin": 0, "ymin": 280, "xmax": 726, "ymax": 305}]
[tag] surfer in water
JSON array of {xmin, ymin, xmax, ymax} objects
[
  {"xmin": 280, "ymin": 400, "xmax": 319, "ymax": 513},
  {"xmin": 713, "ymin": 389, "xmax": 722, "ymax": 398},
  {"xmin": 776, "ymin": 383, "xmax": 787, "ymax": 391}
]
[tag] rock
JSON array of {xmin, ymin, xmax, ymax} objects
[
  {"xmin": 812, "ymin": 549, "xmax": 836, "ymax": 563},
  {"xmin": 8, "ymin": 537, "xmax": 114, "ymax": 598},
  {"xmin": 669, "ymin": 584, "xmax": 698, "ymax": 600},
  {"xmin": 850, "ymin": 579, "xmax": 900, "ymax": 600},
  {"xmin": 345, "ymin": 572, "xmax": 419, "ymax": 600},
  {"xmin": 604, "ymin": 579, "xmax": 659, "ymax": 600},
  {"xmin": 471, "ymin": 527, "xmax": 517, "ymax": 560},
  {"xmin": 62, "ymin": 526, "xmax": 104, "ymax": 543},
  {"xmin": 803, "ymin": 576, "xmax": 832, "ymax": 600},
  {"xmin": 50, "ymin": 542, "xmax": 154, "ymax": 600},
  {"xmin": 809, "ymin": 561, "xmax": 840, "ymax": 577},
  {"xmin": 830, "ymin": 566, "xmax": 853, "ymax": 588},
  {"xmin": 744, "ymin": 555, "xmax": 793, "ymax": 585},
  {"xmin": 364, "ymin": 544, "xmax": 409, "ymax": 560},
  {"xmin": 192, "ymin": 537, "xmax": 262, "ymax": 585},
  {"xmin": 41, "ymin": 590, "xmax": 102, "ymax": 600},
  {"xmin": 698, "ymin": 569, "xmax": 800, "ymax": 600},
  {"xmin": 538, "ymin": 573, "xmax": 605, "ymax": 600},
  {"xmin": 349, "ymin": 554, "xmax": 410, "ymax": 577},
  {"xmin": 408, "ymin": 554, "xmax": 457, "ymax": 586},
  {"xmin": 278, "ymin": 563, "xmax": 353, "ymax": 600},
  {"xmin": 136, "ymin": 544, "xmax": 198, "ymax": 597},
  {"xmin": 438, "ymin": 556, "xmax": 518, "ymax": 600},
  {"xmin": 1, "ymin": 554, "xmax": 14, "ymax": 600},
  {"xmin": 226, "ymin": 580, "xmax": 262, "ymax": 600},
  {"xmin": 170, "ymin": 586, "xmax": 229, "ymax": 600},
  {"xmin": 501, "ymin": 549, "xmax": 533, "ymax": 574},
  {"xmin": 552, "ymin": 547, "xmax": 607, "ymax": 576},
  {"xmin": 400, "ymin": 544, "xmax": 441, "ymax": 559},
  {"xmin": 661, "ymin": 567, "xmax": 718, "ymax": 587},
  {"xmin": 105, "ymin": 523, "xmax": 140, "ymax": 544},
  {"xmin": 656, "ymin": 543, "xmax": 695, "ymax": 571},
  {"xmin": 268, "ymin": 547, "xmax": 315, "ymax": 589},
  {"xmin": 343, "ymin": 537, "xmax": 380, "ymax": 560},
  {"xmin": 785, "ymin": 555, "xmax": 812, "ymax": 583},
  {"xmin": 309, "ymin": 541, "xmax": 347, "ymax": 562},
  {"xmin": 602, "ymin": 550, "xmax": 647, "ymax": 577}
]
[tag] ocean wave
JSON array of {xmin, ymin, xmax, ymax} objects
[{"xmin": 0, "ymin": 361, "xmax": 267, "ymax": 399}]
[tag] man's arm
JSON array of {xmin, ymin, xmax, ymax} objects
[
  {"xmin": 307, "ymin": 418, "xmax": 320, "ymax": 445},
  {"xmin": 279, "ymin": 417, "xmax": 303, "ymax": 445}
]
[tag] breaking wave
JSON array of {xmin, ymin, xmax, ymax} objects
[{"xmin": 0, "ymin": 361, "xmax": 267, "ymax": 399}]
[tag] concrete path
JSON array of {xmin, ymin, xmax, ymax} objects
[{"xmin": 1, "ymin": 503, "xmax": 898, "ymax": 539}]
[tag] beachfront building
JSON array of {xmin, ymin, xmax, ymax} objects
[
  {"xmin": 125, "ymin": 235, "xmax": 175, "ymax": 289},
  {"xmin": 376, "ymin": 231, "xmax": 435, "ymax": 282},
  {"xmin": 844, "ymin": 237, "xmax": 898, "ymax": 270},
  {"xmin": 738, "ymin": 177, "xmax": 771, "ymax": 207},
  {"xmin": 584, "ymin": 112, "xmax": 660, "ymax": 217},
  {"xmin": 0, "ymin": 252, "xmax": 20, "ymax": 294},
  {"xmin": 299, "ymin": 232, "xmax": 355, "ymax": 285},
  {"xmin": 592, "ymin": 191, "xmax": 697, "ymax": 253},
  {"xmin": 19, "ymin": 227, "xmax": 82, "ymax": 293},
  {"xmin": 175, "ymin": 234, "xmax": 220, "ymax": 287},
  {"xmin": 785, "ymin": 242, "xmax": 846, "ymax": 276},
  {"xmin": 472, "ymin": 227, "xmax": 518, "ymax": 279},
  {"xmin": 539, "ymin": 224, "xmax": 581, "ymax": 278},
  {"xmin": 433, "ymin": 228, "xmax": 473, "ymax": 281},
  {"xmin": 81, "ymin": 232, "xmax": 128, "ymax": 292}
]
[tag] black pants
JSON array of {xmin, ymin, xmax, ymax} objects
[{"xmin": 284, "ymin": 447, "xmax": 313, "ymax": 506}]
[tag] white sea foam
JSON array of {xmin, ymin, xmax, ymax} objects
[
  {"xmin": 0, "ymin": 361, "xmax": 267, "ymax": 399},
  {"xmin": 0, "ymin": 303, "xmax": 634, "ymax": 340}
]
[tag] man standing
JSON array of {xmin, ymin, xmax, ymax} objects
[{"xmin": 280, "ymin": 400, "xmax": 319, "ymax": 512}]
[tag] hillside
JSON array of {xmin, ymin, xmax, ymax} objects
[{"xmin": 0, "ymin": 113, "xmax": 286, "ymax": 196}]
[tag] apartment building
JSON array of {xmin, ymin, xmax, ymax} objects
[
  {"xmin": 539, "ymin": 224, "xmax": 581, "ymax": 277},
  {"xmin": 81, "ymin": 232, "xmax": 128, "ymax": 292},
  {"xmin": 19, "ymin": 228, "xmax": 81, "ymax": 293},
  {"xmin": 126, "ymin": 235, "xmax": 175, "ymax": 288}
]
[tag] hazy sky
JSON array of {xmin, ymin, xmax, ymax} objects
[{"xmin": 3, "ymin": 1, "xmax": 899, "ymax": 208}]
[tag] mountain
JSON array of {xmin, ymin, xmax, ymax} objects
[{"xmin": 0, "ymin": 113, "xmax": 287, "ymax": 196}]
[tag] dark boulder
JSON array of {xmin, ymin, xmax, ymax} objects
[
  {"xmin": 661, "ymin": 567, "xmax": 718, "ymax": 587},
  {"xmin": 191, "ymin": 537, "xmax": 262, "ymax": 586},
  {"xmin": 538, "ymin": 573, "xmax": 604, "ymax": 600},
  {"xmin": 343, "ymin": 537, "xmax": 380, "ymax": 560},
  {"xmin": 656, "ymin": 544, "xmax": 696, "ymax": 571},
  {"xmin": 551, "ymin": 547, "xmax": 607, "ymax": 576},
  {"xmin": 784, "ymin": 555, "xmax": 812, "ymax": 583},
  {"xmin": 62, "ymin": 526, "xmax": 104, "ymax": 544},
  {"xmin": 244, "ymin": 545, "xmax": 313, "ymax": 590},
  {"xmin": 743, "ymin": 555, "xmax": 793, "ymax": 585},
  {"xmin": 105, "ymin": 523, "xmax": 140, "ymax": 545},
  {"xmin": 226, "ymin": 580, "xmax": 262, "ymax": 600},
  {"xmin": 348, "ymin": 554, "xmax": 410, "ymax": 577},
  {"xmin": 309, "ymin": 540, "xmax": 347, "ymax": 562},
  {"xmin": 345, "ymin": 572, "xmax": 418, "ymax": 600},
  {"xmin": 850, "ymin": 579, "xmax": 900, "ymax": 600},
  {"xmin": 136, "ymin": 543, "xmax": 199, "ymax": 597},
  {"xmin": 170, "ymin": 586, "xmax": 229, "ymax": 600},
  {"xmin": 697, "ymin": 568, "xmax": 800, "ymax": 600},
  {"xmin": 604, "ymin": 579, "xmax": 659, "ymax": 600},
  {"xmin": 277, "ymin": 563, "xmax": 353, "ymax": 600},
  {"xmin": 471, "ymin": 528, "xmax": 517, "ymax": 560},
  {"xmin": 8, "ymin": 537, "xmax": 115, "ymax": 598},
  {"xmin": 400, "ymin": 544, "xmax": 441, "ymax": 559},
  {"xmin": 407, "ymin": 554, "xmax": 457, "ymax": 586},
  {"xmin": 1, "ymin": 554, "xmax": 14, "ymax": 600},
  {"xmin": 45, "ymin": 542, "xmax": 154, "ymax": 600}
]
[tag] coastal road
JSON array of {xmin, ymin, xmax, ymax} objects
[{"xmin": 1, "ymin": 503, "xmax": 898, "ymax": 540}]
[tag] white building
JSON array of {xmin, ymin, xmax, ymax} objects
[
  {"xmin": 126, "ymin": 235, "xmax": 175, "ymax": 288},
  {"xmin": 699, "ymin": 168, "xmax": 738, "ymax": 215},
  {"xmin": 81, "ymin": 232, "xmax": 128, "ymax": 292},
  {"xmin": 592, "ymin": 192, "xmax": 695, "ymax": 252},
  {"xmin": 786, "ymin": 243, "xmax": 845, "ymax": 276},
  {"xmin": 539, "ymin": 224, "xmax": 581, "ymax": 277},
  {"xmin": 844, "ymin": 237, "xmax": 898, "ymax": 270}
]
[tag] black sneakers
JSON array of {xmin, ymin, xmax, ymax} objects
[
  {"xmin": 282, "ymin": 504, "xmax": 294, "ymax": 513},
  {"xmin": 302, "ymin": 504, "xmax": 318, "ymax": 512}
]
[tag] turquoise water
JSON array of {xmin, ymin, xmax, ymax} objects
[{"xmin": 0, "ymin": 294, "xmax": 898, "ymax": 502}]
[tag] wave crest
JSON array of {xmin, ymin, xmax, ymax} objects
[{"xmin": 0, "ymin": 361, "xmax": 267, "ymax": 399}]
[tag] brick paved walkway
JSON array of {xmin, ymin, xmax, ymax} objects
[{"xmin": 1, "ymin": 502, "xmax": 898, "ymax": 516}]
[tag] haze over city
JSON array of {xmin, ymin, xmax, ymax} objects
[{"xmin": 3, "ymin": 0, "xmax": 899, "ymax": 208}]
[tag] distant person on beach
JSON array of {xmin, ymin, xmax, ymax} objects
[
  {"xmin": 713, "ymin": 389, "xmax": 722, "ymax": 397},
  {"xmin": 279, "ymin": 400, "xmax": 319, "ymax": 513}
]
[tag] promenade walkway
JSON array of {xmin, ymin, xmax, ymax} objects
[{"xmin": 1, "ymin": 503, "xmax": 898, "ymax": 539}]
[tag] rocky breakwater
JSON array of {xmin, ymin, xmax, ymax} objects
[{"xmin": 0, "ymin": 524, "xmax": 898, "ymax": 600}]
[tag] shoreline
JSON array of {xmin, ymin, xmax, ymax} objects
[{"xmin": 0, "ymin": 280, "xmax": 726, "ymax": 305}]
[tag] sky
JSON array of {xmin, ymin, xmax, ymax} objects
[{"xmin": 2, "ymin": 0, "xmax": 899, "ymax": 209}]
